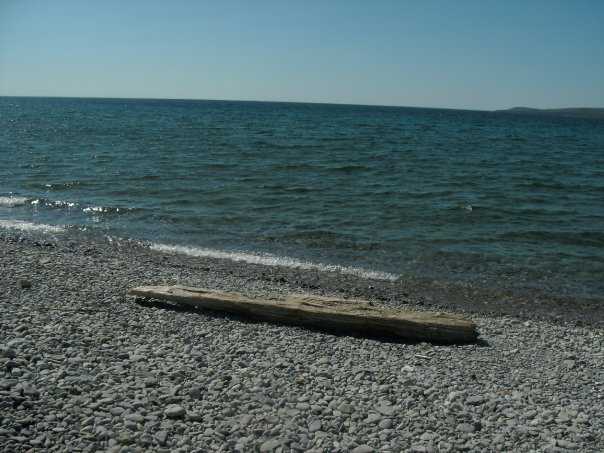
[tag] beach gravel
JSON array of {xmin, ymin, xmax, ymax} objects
[{"xmin": 0, "ymin": 231, "xmax": 603, "ymax": 452}]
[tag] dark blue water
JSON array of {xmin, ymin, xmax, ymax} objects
[{"xmin": 1, "ymin": 97, "xmax": 604, "ymax": 299}]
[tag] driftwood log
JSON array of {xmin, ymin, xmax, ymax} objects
[{"xmin": 128, "ymin": 285, "xmax": 478, "ymax": 343}]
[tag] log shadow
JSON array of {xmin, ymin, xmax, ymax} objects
[{"xmin": 132, "ymin": 296, "xmax": 487, "ymax": 347}]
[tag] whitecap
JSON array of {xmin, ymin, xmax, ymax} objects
[
  {"xmin": 83, "ymin": 206, "xmax": 106, "ymax": 213},
  {"xmin": 0, "ymin": 196, "xmax": 29, "ymax": 208},
  {"xmin": 0, "ymin": 219, "xmax": 65, "ymax": 233},
  {"xmin": 53, "ymin": 200, "xmax": 77, "ymax": 208},
  {"xmin": 150, "ymin": 243, "xmax": 399, "ymax": 281}
]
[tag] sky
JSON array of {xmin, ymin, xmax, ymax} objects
[{"xmin": 0, "ymin": 0, "xmax": 603, "ymax": 110}]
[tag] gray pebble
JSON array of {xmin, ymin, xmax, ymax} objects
[
  {"xmin": 164, "ymin": 405, "xmax": 185, "ymax": 419},
  {"xmin": 352, "ymin": 445, "xmax": 374, "ymax": 453}
]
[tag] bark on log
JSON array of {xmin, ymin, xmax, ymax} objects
[{"xmin": 128, "ymin": 285, "xmax": 478, "ymax": 343}]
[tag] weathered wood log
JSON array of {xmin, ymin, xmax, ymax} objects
[{"xmin": 128, "ymin": 285, "xmax": 478, "ymax": 343}]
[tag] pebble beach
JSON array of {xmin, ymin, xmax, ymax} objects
[{"xmin": 1, "ymin": 231, "xmax": 603, "ymax": 452}]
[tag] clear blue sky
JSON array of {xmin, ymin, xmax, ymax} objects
[{"xmin": 1, "ymin": 0, "xmax": 603, "ymax": 110}]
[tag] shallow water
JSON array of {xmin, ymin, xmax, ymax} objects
[{"xmin": 1, "ymin": 97, "xmax": 603, "ymax": 299}]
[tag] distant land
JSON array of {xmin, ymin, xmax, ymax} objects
[{"xmin": 495, "ymin": 107, "xmax": 604, "ymax": 120}]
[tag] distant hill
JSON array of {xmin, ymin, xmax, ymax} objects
[{"xmin": 495, "ymin": 107, "xmax": 604, "ymax": 120}]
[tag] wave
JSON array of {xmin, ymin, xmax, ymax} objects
[
  {"xmin": 0, "ymin": 196, "xmax": 79, "ymax": 209},
  {"xmin": 149, "ymin": 243, "xmax": 398, "ymax": 281},
  {"xmin": 0, "ymin": 196, "xmax": 29, "ymax": 207},
  {"xmin": 276, "ymin": 230, "xmax": 381, "ymax": 251},
  {"xmin": 0, "ymin": 219, "xmax": 65, "ymax": 233},
  {"xmin": 1, "ymin": 194, "xmax": 137, "ymax": 215},
  {"xmin": 259, "ymin": 184, "xmax": 320, "ymax": 193},
  {"xmin": 35, "ymin": 199, "xmax": 78, "ymax": 208},
  {"xmin": 499, "ymin": 230, "xmax": 604, "ymax": 247},
  {"xmin": 519, "ymin": 181, "xmax": 604, "ymax": 193},
  {"xmin": 83, "ymin": 206, "xmax": 126, "ymax": 214},
  {"xmin": 325, "ymin": 164, "xmax": 370, "ymax": 173}
]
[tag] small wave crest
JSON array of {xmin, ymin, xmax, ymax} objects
[
  {"xmin": 150, "ymin": 243, "xmax": 399, "ymax": 281},
  {"xmin": 0, "ymin": 196, "xmax": 29, "ymax": 208},
  {"xmin": 0, "ymin": 219, "xmax": 65, "ymax": 233}
]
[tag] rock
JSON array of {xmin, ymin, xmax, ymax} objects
[
  {"xmin": 6, "ymin": 338, "xmax": 27, "ymax": 348},
  {"xmin": 365, "ymin": 413, "xmax": 382, "ymax": 424},
  {"xmin": 144, "ymin": 377, "xmax": 158, "ymax": 388},
  {"xmin": 457, "ymin": 423, "xmax": 476, "ymax": 433},
  {"xmin": 0, "ymin": 379, "xmax": 17, "ymax": 389},
  {"xmin": 155, "ymin": 430, "xmax": 168, "ymax": 445},
  {"xmin": 466, "ymin": 395, "xmax": 485, "ymax": 406},
  {"xmin": 0, "ymin": 347, "xmax": 16, "ymax": 359},
  {"xmin": 259, "ymin": 438, "xmax": 282, "ymax": 452},
  {"xmin": 187, "ymin": 411, "xmax": 203, "ymax": 422},
  {"xmin": 188, "ymin": 385, "xmax": 203, "ymax": 399},
  {"xmin": 124, "ymin": 413, "xmax": 144, "ymax": 423},
  {"xmin": 379, "ymin": 418, "xmax": 393, "ymax": 429},
  {"xmin": 30, "ymin": 435, "xmax": 45, "ymax": 446},
  {"xmin": 118, "ymin": 432, "xmax": 134, "ymax": 445},
  {"xmin": 110, "ymin": 407, "xmax": 125, "ymax": 416},
  {"xmin": 308, "ymin": 419, "xmax": 322, "ymax": 432},
  {"xmin": 563, "ymin": 360, "xmax": 576, "ymax": 369},
  {"xmin": 556, "ymin": 439, "xmax": 577, "ymax": 449},
  {"xmin": 338, "ymin": 403, "xmax": 353, "ymax": 413},
  {"xmin": 438, "ymin": 441, "xmax": 452, "ymax": 451},
  {"xmin": 20, "ymin": 384, "xmax": 39, "ymax": 398},
  {"xmin": 376, "ymin": 402, "xmax": 395, "ymax": 416},
  {"xmin": 420, "ymin": 432, "xmax": 437, "ymax": 441},
  {"xmin": 352, "ymin": 445, "xmax": 374, "ymax": 453},
  {"xmin": 19, "ymin": 279, "xmax": 31, "ymax": 289},
  {"xmin": 164, "ymin": 405, "xmax": 185, "ymax": 419}
]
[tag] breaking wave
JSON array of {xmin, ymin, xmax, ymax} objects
[
  {"xmin": 0, "ymin": 220, "xmax": 65, "ymax": 233},
  {"xmin": 0, "ymin": 196, "xmax": 29, "ymax": 207},
  {"xmin": 149, "ymin": 243, "xmax": 399, "ymax": 281}
]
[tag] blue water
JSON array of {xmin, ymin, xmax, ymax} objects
[{"xmin": 1, "ymin": 97, "xmax": 604, "ymax": 299}]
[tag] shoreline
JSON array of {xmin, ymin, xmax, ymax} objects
[
  {"xmin": 1, "ymin": 225, "xmax": 602, "ymax": 327},
  {"xmin": 1, "ymin": 230, "xmax": 603, "ymax": 451}
]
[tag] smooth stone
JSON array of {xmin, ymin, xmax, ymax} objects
[
  {"xmin": 164, "ymin": 405, "xmax": 185, "ymax": 419},
  {"xmin": 457, "ymin": 423, "xmax": 476, "ymax": 433},
  {"xmin": 466, "ymin": 396, "xmax": 485, "ymax": 406},
  {"xmin": 187, "ymin": 412, "xmax": 203, "ymax": 422},
  {"xmin": 420, "ymin": 432, "xmax": 437, "ymax": 441},
  {"xmin": 260, "ymin": 438, "xmax": 282, "ymax": 452},
  {"xmin": 365, "ymin": 414, "xmax": 382, "ymax": 424},
  {"xmin": 124, "ymin": 413, "xmax": 145, "ymax": 423},
  {"xmin": 110, "ymin": 407, "xmax": 125, "ymax": 416},
  {"xmin": 19, "ymin": 279, "xmax": 32, "ymax": 289},
  {"xmin": 378, "ymin": 419, "xmax": 393, "ymax": 429},
  {"xmin": 338, "ymin": 403, "xmax": 353, "ymax": 414},
  {"xmin": 563, "ymin": 360, "xmax": 576, "ymax": 369},
  {"xmin": 352, "ymin": 445, "xmax": 374, "ymax": 453},
  {"xmin": 155, "ymin": 430, "xmax": 168, "ymax": 445},
  {"xmin": 0, "ymin": 347, "xmax": 16, "ymax": 359},
  {"xmin": 308, "ymin": 420, "xmax": 322, "ymax": 432},
  {"xmin": 377, "ymin": 403, "xmax": 395, "ymax": 416}
]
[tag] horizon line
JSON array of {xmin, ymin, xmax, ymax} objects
[
  {"xmin": 2, "ymin": 95, "xmax": 602, "ymax": 112},
  {"xmin": 0, "ymin": 94, "xmax": 495, "ymax": 113}
]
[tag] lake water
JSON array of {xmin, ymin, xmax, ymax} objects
[{"xmin": 1, "ymin": 97, "xmax": 603, "ymax": 300}]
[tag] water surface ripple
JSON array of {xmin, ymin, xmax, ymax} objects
[{"xmin": 1, "ymin": 97, "xmax": 603, "ymax": 299}]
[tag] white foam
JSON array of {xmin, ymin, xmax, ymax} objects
[
  {"xmin": 53, "ymin": 200, "xmax": 77, "ymax": 208},
  {"xmin": 83, "ymin": 206, "xmax": 106, "ymax": 213},
  {"xmin": 0, "ymin": 196, "xmax": 29, "ymax": 207},
  {"xmin": 0, "ymin": 220, "xmax": 65, "ymax": 233},
  {"xmin": 150, "ymin": 243, "xmax": 399, "ymax": 281}
]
